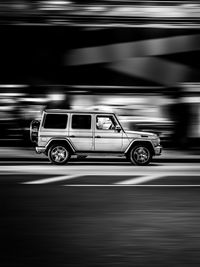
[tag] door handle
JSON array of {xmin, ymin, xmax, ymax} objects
[
  {"xmin": 69, "ymin": 135, "xmax": 75, "ymax": 138},
  {"xmin": 95, "ymin": 136, "xmax": 101, "ymax": 138}
]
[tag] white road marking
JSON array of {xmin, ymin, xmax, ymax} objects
[
  {"xmin": 21, "ymin": 173, "xmax": 134, "ymax": 185},
  {"xmin": 0, "ymin": 163, "xmax": 199, "ymax": 185},
  {"xmin": 116, "ymin": 173, "xmax": 200, "ymax": 185},
  {"xmin": 64, "ymin": 173, "xmax": 200, "ymax": 186},
  {"xmin": 116, "ymin": 174, "xmax": 164, "ymax": 185},
  {"xmin": 22, "ymin": 174, "xmax": 83, "ymax": 185},
  {"xmin": 64, "ymin": 184, "xmax": 200, "ymax": 187}
]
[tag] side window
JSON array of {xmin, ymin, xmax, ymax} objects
[
  {"xmin": 43, "ymin": 114, "xmax": 68, "ymax": 129},
  {"xmin": 96, "ymin": 115, "xmax": 117, "ymax": 130},
  {"xmin": 72, "ymin": 115, "xmax": 91, "ymax": 129}
]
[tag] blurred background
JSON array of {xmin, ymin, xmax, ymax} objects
[{"xmin": 1, "ymin": 0, "xmax": 200, "ymax": 150}]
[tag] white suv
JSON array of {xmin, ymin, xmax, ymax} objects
[{"xmin": 30, "ymin": 109, "xmax": 162, "ymax": 165}]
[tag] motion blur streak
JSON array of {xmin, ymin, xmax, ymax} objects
[
  {"xmin": 66, "ymin": 34, "xmax": 200, "ymax": 66},
  {"xmin": 108, "ymin": 57, "xmax": 191, "ymax": 86}
]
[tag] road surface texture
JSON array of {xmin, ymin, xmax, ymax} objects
[{"xmin": 1, "ymin": 148, "xmax": 200, "ymax": 266}]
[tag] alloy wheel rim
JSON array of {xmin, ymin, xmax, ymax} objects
[
  {"xmin": 51, "ymin": 146, "xmax": 68, "ymax": 163},
  {"xmin": 133, "ymin": 147, "xmax": 150, "ymax": 164}
]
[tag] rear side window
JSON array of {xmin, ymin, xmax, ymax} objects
[
  {"xmin": 72, "ymin": 115, "xmax": 91, "ymax": 129},
  {"xmin": 43, "ymin": 114, "xmax": 68, "ymax": 129}
]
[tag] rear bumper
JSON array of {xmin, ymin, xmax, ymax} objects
[
  {"xmin": 154, "ymin": 145, "xmax": 162, "ymax": 155},
  {"xmin": 35, "ymin": 146, "xmax": 46, "ymax": 154}
]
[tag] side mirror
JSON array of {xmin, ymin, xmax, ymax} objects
[{"xmin": 115, "ymin": 125, "xmax": 121, "ymax": 132}]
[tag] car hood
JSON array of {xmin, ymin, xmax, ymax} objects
[{"xmin": 125, "ymin": 130, "xmax": 157, "ymax": 139}]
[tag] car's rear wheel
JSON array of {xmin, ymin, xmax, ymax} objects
[
  {"xmin": 48, "ymin": 144, "xmax": 71, "ymax": 165},
  {"xmin": 129, "ymin": 145, "xmax": 152, "ymax": 166}
]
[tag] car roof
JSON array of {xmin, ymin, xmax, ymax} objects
[{"xmin": 44, "ymin": 109, "xmax": 115, "ymax": 115}]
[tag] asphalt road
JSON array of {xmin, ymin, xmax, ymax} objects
[{"xmin": 1, "ymin": 160, "xmax": 200, "ymax": 266}]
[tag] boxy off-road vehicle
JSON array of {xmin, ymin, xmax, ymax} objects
[{"xmin": 30, "ymin": 109, "xmax": 162, "ymax": 165}]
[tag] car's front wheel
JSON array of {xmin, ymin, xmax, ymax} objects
[
  {"xmin": 129, "ymin": 145, "xmax": 152, "ymax": 166},
  {"xmin": 48, "ymin": 144, "xmax": 71, "ymax": 165}
]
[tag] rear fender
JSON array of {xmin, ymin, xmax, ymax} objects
[{"xmin": 45, "ymin": 138, "xmax": 75, "ymax": 154}]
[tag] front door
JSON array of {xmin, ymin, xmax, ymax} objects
[
  {"xmin": 94, "ymin": 114, "xmax": 123, "ymax": 152},
  {"xmin": 69, "ymin": 114, "xmax": 93, "ymax": 151}
]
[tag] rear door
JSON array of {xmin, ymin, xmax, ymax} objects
[{"xmin": 68, "ymin": 113, "xmax": 93, "ymax": 151}]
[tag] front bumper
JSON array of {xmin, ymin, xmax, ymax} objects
[
  {"xmin": 35, "ymin": 146, "xmax": 46, "ymax": 154},
  {"xmin": 154, "ymin": 145, "xmax": 162, "ymax": 155}
]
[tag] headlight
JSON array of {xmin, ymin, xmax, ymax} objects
[{"xmin": 152, "ymin": 137, "xmax": 160, "ymax": 147}]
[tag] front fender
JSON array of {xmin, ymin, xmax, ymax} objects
[{"xmin": 125, "ymin": 139, "xmax": 155, "ymax": 155}]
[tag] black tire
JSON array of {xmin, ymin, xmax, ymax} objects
[
  {"xmin": 129, "ymin": 145, "xmax": 152, "ymax": 166},
  {"xmin": 30, "ymin": 120, "xmax": 40, "ymax": 143},
  {"xmin": 48, "ymin": 144, "xmax": 71, "ymax": 165}
]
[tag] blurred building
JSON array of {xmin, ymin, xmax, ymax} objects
[{"xmin": 0, "ymin": 1, "xmax": 200, "ymax": 148}]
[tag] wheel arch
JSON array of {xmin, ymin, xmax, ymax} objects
[
  {"xmin": 45, "ymin": 138, "xmax": 75, "ymax": 154},
  {"xmin": 125, "ymin": 140, "xmax": 155, "ymax": 156}
]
